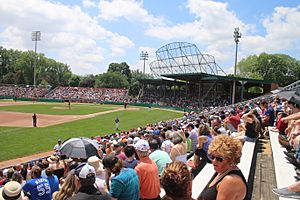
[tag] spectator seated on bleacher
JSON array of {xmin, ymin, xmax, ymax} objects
[
  {"xmin": 0, "ymin": 181, "xmax": 25, "ymax": 200},
  {"xmin": 170, "ymin": 131, "xmax": 187, "ymax": 164},
  {"xmin": 23, "ymin": 166, "xmax": 52, "ymax": 200},
  {"xmin": 68, "ymin": 162, "xmax": 110, "ymax": 200},
  {"xmin": 52, "ymin": 169, "xmax": 77, "ymax": 200},
  {"xmin": 199, "ymin": 134, "xmax": 248, "ymax": 200},
  {"xmin": 161, "ymin": 161, "xmax": 194, "ymax": 200},
  {"xmin": 149, "ymin": 135, "xmax": 172, "ymax": 176},
  {"xmin": 102, "ymin": 154, "xmax": 139, "ymax": 200},
  {"xmin": 134, "ymin": 139, "xmax": 161, "ymax": 200},
  {"xmin": 192, "ymin": 124, "xmax": 212, "ymax": 169}
]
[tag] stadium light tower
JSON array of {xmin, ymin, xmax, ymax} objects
[
  {"xmin": 140, "ymin": 51, "xmax": 148, "ymax": 74},
  {"xmin": 232, "ymin": 27, "xmax": 241, "ymax": 105},
  {"xmin": 31, "ymin": 31, "xmax": 41, "ymax": 88}
]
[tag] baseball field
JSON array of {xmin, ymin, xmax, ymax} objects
[{"xmin": 0, "ymin": 100, "xmax": 182, "ymax": 162}]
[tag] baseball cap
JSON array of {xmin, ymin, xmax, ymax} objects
[
  {"xmin": 133, "ymin": 137, "xmax": 140, "ymax": 144},
  {"xmin": 102, "ymin": 154, "xmax": 119, "ymax": 169},
  {"xmin": 74, "ymin": 162, "xmax": 96, "ymax": 179},
  {"xmin": 118, "ymin": 142, "xmax": 126, "ymax": 147},
  {"xmin": 134, "ymin": 139, "xmax": 150, "ymax": 152},
  {"xmin": 153, "ymin": 130, "xmax": 160, "ymax": 135},
  {"xmin": 127, "ymin": 137, "xmax": 133, "ymax": 144}
]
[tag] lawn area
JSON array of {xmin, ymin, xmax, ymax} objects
[
  {"xmin": 0, "ymin": 103, "xmax": 118, "ymax": 115},
  {"xmin": 0, "ymin": 108, "xmax": 182, "ymax": 161}
]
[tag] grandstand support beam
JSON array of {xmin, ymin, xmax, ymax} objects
[
  {"xmin": 232, "ymin": 27, "xmax": 241, "ymax": 104},
  {"xmin": 240, "ymin": 80, "xmax": 246, "ymax": 101},
  {"xmin": 31, "ymin": 31, "xmax": 41, "ymax": 88}
]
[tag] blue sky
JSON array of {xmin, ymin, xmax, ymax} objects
[{"xmin": 0, "ymin": 0, "xmax": 299, "ymax": 75}]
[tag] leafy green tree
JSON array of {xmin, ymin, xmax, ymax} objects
[
  {"xmin": 129, "ymin": 70, "xmax": 152, "ymax": 96},
  {"xmin": 79, "ymin": 75, "xmax": 96, "ymax": 87},
  {"xmin": 69, "ymin": 75, "xmax": 81, "ymax": 87},
  {"xmin": 95, "ymin": 72, "xmax": 129, "ymax": 88},
  {"xmin": 236, "ymin": 55, "xmax": 261, "ymax": 79},
  {"xmin": 0, "ymin": 46, "xmax": 73, "ymax": 87},
  {"xmin": 107, "ymin": 62, "xmax": 132, "ymax": 82},
  {"xmin": 237, "ymin": 53, "xmax": 300, "ymax": 86}
]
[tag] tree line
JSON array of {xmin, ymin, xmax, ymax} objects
[
  {"xmin": 0, "ymin": 46, "xmax": 150, "ymax": 96},
  {"xmin": 1, "ymin": 46, "xmax": 299, "ymax": 96}
]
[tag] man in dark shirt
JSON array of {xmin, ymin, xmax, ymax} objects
[
  {"xmin": 32, "ymin": 113, "xmax": 37, "ymax": 127},
  {"xmin": 68, "ymin": 162, "xmax": 110, "ymax": 200},
  {"xmin": 115, "ymin": 117, "xmax": 120, "ymax": 130}
]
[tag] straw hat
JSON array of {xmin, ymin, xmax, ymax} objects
[{"xmin": 0, "ymin": 181, "xmax": 23, "ymax": 200}]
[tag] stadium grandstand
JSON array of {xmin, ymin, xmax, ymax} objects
[{"xmin": 138, "ymin": 42, "xmax": 278, "ymax": 110}]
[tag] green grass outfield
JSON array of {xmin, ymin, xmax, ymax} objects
[
  {"xmin": 0, "ymin": 102, "xmax": 118, "ymax": 115},
  {"xmin": 0, "ymin": 103, "xmax": 182, "ymax": 161}
]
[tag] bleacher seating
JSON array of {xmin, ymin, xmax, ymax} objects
[
  {"xmin": 0, "ymin": 85, "xmax": 49, "ymax": 98},
  {"xmin": 269, "ymin": 127, "xmax": 297, "ymax": 200},
  {"xmin": 45, "ymin": 86, "xmax": 128, "ymax": 102}
]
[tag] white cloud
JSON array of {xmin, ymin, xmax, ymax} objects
[
  {"xmin": 98, "ymin": 0, "xmax": 165, "ymax": 26},
  {"xmin": 239, "ymin": 6, "xmax": 300, "ymax": 61},
  {"xmin": 263, "ymin": 6, "xmax": 300, "ymax": 50},
  {"xmin": 109, "ymin": 34, "xmax": 135, "ymax": 56},
  {"xmin": 0, "ymin": 0, "xmax": 134, "ymax": 75},
  {"xmin": 146, "ymin": 0, "xmax": 247, "ymax": 43},
  {"xmin": 145, "ymin": 0, "xmax": 300, "ymax": 73},
  {"xmin": 145, "ymin": 0, "xmax": 249, "ymax": 68},
  {"xmin": 82, "ymin": 0, "xmax": 97, "ymax": 8}
]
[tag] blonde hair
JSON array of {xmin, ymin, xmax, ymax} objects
[
  {"xmin": 198, "ymin": 124, "xmax": 210, "ymax": 136},
  {"xmin": 54, "ymin": 173, "xmax": 76, "ymax": 200},
  {"xmin": 161, "ymin": 161, "xmax": 192, "ymax": 199},
  {"xmin": 208, "ymin": 134, "xmax": 243, "ymax": 164}
]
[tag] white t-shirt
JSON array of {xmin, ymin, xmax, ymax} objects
[{"xmin": 53, "ymin": 144, "xmax": 62, "ymax": 154}]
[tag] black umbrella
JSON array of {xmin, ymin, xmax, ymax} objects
[
  {"xmin": 60, "ymin": 137, "xmax": 99, "ymax": 159},
  {"xmin": 276, "ymin": 88, "xmax": 300, "ymax": 105}
]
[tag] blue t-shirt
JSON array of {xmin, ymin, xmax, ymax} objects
[
  {"xmin": 202, "ymin": 134, "xmax": 213, "ymax": 154},
  {"xmin": 23, "ymin": 177, "xmax": 52, "ymax": 200},
  {"xmin": 110, "ymin": 168, "xmax": 139, "ymax": 200},
  {"xmin": 47, "ymin": 175, "xmax": 59, "ymax": 195},
  {"xmin": 265, "ymin": 106, "xmax": 275, "ymax": 126}
]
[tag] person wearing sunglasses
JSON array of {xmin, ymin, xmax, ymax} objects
[{"xmin": 198, "ymin": 135, "xmax": 248, "ymax": 200}]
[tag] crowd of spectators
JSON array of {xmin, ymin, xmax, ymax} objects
[
  {"xmin": 1, "ymin": 91, "xmax": 296, "ymax": 199},
  {"xmin": 139, "ymin": 93, "xmax": 230, "ymax": 110},
  {"xmin": 44, "ymin": 87, "xmax": 128, "ymax": 102},
  {"xmin": 138, "ymin": 87, "xmax": 230, "ymax": 110},
  {"xmin": 0, "ymin": 82, "xmax": 299, "ymax": 199},
  {"xmin": 0, "ymin": 84, "xmax": 234, "ymax": 109},
  {"xmin": 0, "ymin": 85, "xmax": 49, "ymax": 99}
]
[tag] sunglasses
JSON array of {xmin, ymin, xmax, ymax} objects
[{"xmin": 209, "ymin": 155, "xmax": 225, "ymax": 162}]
